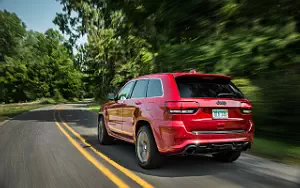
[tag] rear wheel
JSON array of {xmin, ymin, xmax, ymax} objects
[
  {"xmin": 136, "ymin": 126, "xmax": 164, "ymax": 169},
  {"xmin": 97, "ymin": 116, "xmax": 114, "ymax": 145},
  {"xmin": 213, "ymin": 151, "xmax": 241, "ymax": 162}
]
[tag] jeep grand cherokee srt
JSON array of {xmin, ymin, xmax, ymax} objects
[{"xmin": 98, "ymin": 71, "xmax": 254, "ymax": 168}]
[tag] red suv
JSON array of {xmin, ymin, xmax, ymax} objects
[{"xmin": 98, "ymin": 71, "xmax": 254, "ymax": 168}]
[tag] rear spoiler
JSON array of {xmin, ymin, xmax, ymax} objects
[{"xmin": 174, "ymin": 73, "xmax": 231, "ymax": 80}]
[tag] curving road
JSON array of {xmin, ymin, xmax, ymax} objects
[{"xmin": 0, "ymin": 102, "xmax": 299, "ymax": 188}]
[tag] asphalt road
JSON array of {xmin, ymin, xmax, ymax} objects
[{"xmin": 0, "ymin": 103, "xmax": 299, "ymax": 188}]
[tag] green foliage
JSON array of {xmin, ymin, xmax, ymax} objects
[
  {"xmin": 65, "ymin": 8, "xmax": 154, "ymax": 97},
  {"xmin": 53, "ymin": 89, "xmax": 64, "ymax": 103},
  {"xmin": 251, "ymin": 70, "xmax": 300, "ymax": 143},
  {"xmin": 0, "ymin": 10, "xmax": 84, "ymax": 103},
  {"xmin": 41, "ymin": 98, "xmax": 57, "ymax": 105},
  {"xmin": 70, "ymin": 98, "xmax": 80, "ymax": 102},
  {"xmin": 1, "ymin": 57, "xmax": 28, "ymax": 102},
  {"xmin": 88, "ymin": 103, "xmax": 100, "ymax": 113},
  {"xmin": 232, "ymin": 73, "xmax": 300, "ymax": 144},
  {"xmin": 232, "ymin": 78, "xmax": 261, "ymax": 101},
  {"xmin": 158, "ymin": 23, "xmax": 300, "ymax": 77},
  {"xmin": 251, "ymin": 138, "xmax": 300, "ymax": 165},
  {"xmin": 0, "ymin": 10, "xmax": 26, "ymax": 61}
]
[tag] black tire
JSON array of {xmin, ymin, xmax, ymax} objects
[
  {"xmin": 213, "ymin": 151, "xmax": 241, "ymax": 162},
  {"xmin": 136, "ymin": 126, "xmax": 164, "ymax": 169},
  {"xmin": 97, "ymin": 115, "xmax": 114, "ymax": 145}
]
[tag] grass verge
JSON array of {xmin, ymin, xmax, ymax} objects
[
  {"xmin": 87, "ymin": 102, "xmax": 100, "ymax": 113},
  {"xmin": 250, "ymin": 137, "xmax": 300, "ymax": 165},
  {"xmin": 0, "ymin": 103, "xmax": 51, "ymax": 122},
  {"xmin": 0, "ymin": 98, "xmax": 67, "ymax": 122}
]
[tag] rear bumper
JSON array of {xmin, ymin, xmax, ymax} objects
[{"xmin": 152, "ymin": 120, "xmax": 254, "ymax": 154}]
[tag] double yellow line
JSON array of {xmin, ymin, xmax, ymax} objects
[{"xmin": 54, "ymin": 109, "xmax": 153, "ymax": 188}]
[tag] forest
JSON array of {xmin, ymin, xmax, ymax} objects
[{"xmin": 1, "ymin": 0, "xmax": 300, "ymax": 154}]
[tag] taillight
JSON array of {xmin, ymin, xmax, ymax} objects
[
  {"xmin": 166, "ymin": 101, "xmax": 199, "ymax": 114},
  {"xmin": 241, "ymin": 102, "xmax": 252, "ymax": 114}
]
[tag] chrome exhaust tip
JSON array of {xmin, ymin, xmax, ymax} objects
[
  {"xmin": 185, "ymin": 146, "xmax": 196, "ymax": 155},
  {"xmin": 242, "ymin": 142, "xmax": 251, "ymax": 151}
]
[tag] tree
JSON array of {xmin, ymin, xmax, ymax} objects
[
  {"xmin": 0, "ymin": 10, "xmax": 26, "ymax": 61},
  {"xmin": 54, "ymin": 1, "xmax": 154, "ymax": 98},
  {"xmin": 0, "ymin": 11, "xmax": 84, "ymax": 102}
]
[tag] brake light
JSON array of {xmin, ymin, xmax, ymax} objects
[
  {"xmin": 166, "ymin": 101, "xmax": 199, "ymax": 114},
  {"xmin": 241, "ymin": 102, "xmax": 252, "ymax": 114}
]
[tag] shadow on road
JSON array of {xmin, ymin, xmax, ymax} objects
[
  {"xmin": 83, "ymin": 134, "xmax": 238, "ymax": 177},
  {"xmin": 13, "ymin": 109, "xmax": 57, "ymax": 122},
  {"xmin": 13, "ymin": 108, "xmax": 94, "ymax": 127}
]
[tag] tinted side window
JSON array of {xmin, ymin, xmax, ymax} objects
[
  {"xmin": 117, "ymin": 81, "xmax": 135, "ymax": 100},
  {"xmin": 131, "ymin": 80, "xmax": 148, "ymax": 98},
  {"xmin": 147, "ymin": 79, "xmax": 163, "ymax": 97}
]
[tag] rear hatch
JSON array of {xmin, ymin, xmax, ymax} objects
[{"xmin": 168, "ymin": 75, "xmax": 252, "ymax": 133}]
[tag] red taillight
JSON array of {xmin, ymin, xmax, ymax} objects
[
  {"xmin": 241, "ymin": 102, "xmax": 252, "ymax": 114},
  {"xmin": 166, "ymin": 101, "xmax": 199, "ymax": 114}
]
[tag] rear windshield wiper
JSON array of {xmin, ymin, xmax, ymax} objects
[{"xmin": 217, "ymin": 93, "xmax": 237, "ymax": 98}]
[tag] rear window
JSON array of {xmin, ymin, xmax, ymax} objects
[{"xmin": 176, "ymin": 76, "xmax": 244, "ymax": 98}]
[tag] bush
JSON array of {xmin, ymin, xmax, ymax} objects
[
  {"xmin": 53, "ymin": 89, "xmax": 65, "ymax": 103},
  {"xmin": 233, "ymin": 72, "xmax": 300, "ymax": 145},
  {"xmin": 70, "ymin": 98, "xmax": 80, "ymax": 102},
  {"xmin": 43, "ymin": 98, "xmax": 57, "ymax": 104},
  {"xmin": 232, "ymin": 78, "xmax": 261, "ymax": 101}
]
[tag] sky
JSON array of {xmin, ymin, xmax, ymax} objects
[
  {"xmin": 0, "ymin": 0, "xmax": 87, "ymax": 45},
  {"xmin": 0, "ymin": 0, "xmax": 62, "ymax": 32}
]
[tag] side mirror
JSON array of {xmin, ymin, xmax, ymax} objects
[{"xmin": 107, "ymin": 93, "xmax": 115, "ymax": 101}]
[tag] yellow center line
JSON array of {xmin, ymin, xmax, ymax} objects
[
  {"xmin": 53, "ymin": 111, "xmax": 129, "ymax": 188},
  {"xmin": 57, "ymin": 110, "xmax": 153, "ymax": 188}
]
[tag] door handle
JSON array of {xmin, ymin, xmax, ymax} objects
[{"xmin": 135, "ymin": 101, "xmax": 142, "ymax": 105}]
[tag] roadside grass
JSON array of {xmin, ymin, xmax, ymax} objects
[
  {"xmin": 0, "ymin": 98, "xmax": 93, "ymax": 122},
  {"xmin": 87, "ymin": 103, "xmax": 100, "ymax": 113},
  {"xmin": 0, "ymin": 103, "xmax": 50, "ymax": 122},
  {"xmin": 250, "ymin": 137, "xmax": 300, "ymax": 165},
  {"xmin": 0, "ymin": 98, "xmax": 62, "ymax": 122}
]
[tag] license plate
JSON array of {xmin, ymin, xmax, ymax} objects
[{"xmin": 212, "ymin": 109, "xmax": 228, "ymax": 119}]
